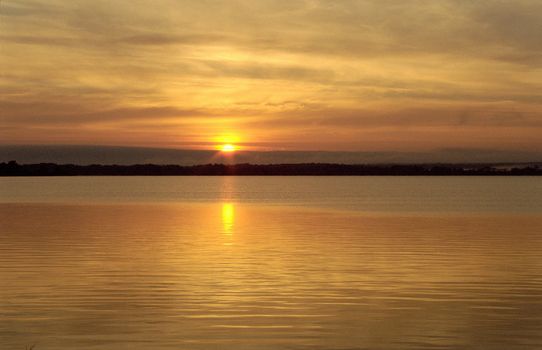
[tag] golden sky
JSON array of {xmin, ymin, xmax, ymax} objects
[{"xmin": 1, "ymin": 0, "xmax": 542, "ymax": 152}]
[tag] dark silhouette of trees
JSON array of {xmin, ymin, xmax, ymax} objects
[{"xmin": 1, "ymin": 160, "xmax": 540, "ymax": 176}]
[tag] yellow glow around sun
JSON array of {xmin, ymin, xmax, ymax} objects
[{"xmin": 221, "ymin": 144, "xmax": 236, "ymax": 152}]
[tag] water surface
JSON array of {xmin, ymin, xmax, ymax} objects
[{"xmin": 1, "ymin": 177, "xmax": 541, "ymax": 349}]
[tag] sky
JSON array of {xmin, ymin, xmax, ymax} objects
[{"xmin": 1, "ymin": 0, "xmax": 542, "ymax": 158}]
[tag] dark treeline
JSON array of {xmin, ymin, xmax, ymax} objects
[{"xmin": 1, "ymin": 161, "xmax": 541, "ymax": 176}]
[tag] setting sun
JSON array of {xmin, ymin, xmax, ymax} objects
[{"xmin": 221, "ymin": 144, "xmax": 237, "ymax": 153}]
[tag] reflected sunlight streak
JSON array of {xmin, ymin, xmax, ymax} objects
[{"xmin": 221, "ymin": 203, "xmax": 235, "ymax": 235}]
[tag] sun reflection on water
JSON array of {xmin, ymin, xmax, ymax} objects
[{"xmin": 221, "ymin": 203, "xmax": 235, "ymax": 236}]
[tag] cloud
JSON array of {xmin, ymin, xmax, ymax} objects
[
  {"xmin": 469, "ymin": 1, "xmax": 542, "ymax": 51},
  {"xmin": 0, "ymin": 100, "xmax": 206, "ymax": 126},
  {"xmin": 198, "ymin": 60, "xmax": 335, "ymax": 82},
  {"xmin": 243, "ymin": 104, "xmax": 542, "ymax": 129},
  {"xmin": 1, "ymin": 0, "xmax": 542, "ymax": 152},
  {"xmin": 117, "ymin": 33, "xmax": 229, "ymax": 46},
  {"xmin": 0, "ymin": 35, "xmax": 77, "ymax": 46}
]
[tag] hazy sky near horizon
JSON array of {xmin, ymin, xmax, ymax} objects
[{"xmin": 1, "ymin": 0, "xmax": 542, "ymax": 152}]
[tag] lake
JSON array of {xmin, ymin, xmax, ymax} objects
[{"xmin": 1, "ymin": 177, "xmax": 542, "ymax": 349}]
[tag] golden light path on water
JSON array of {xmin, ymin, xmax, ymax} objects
[{"xmin": 221, "ymin": 203, "xmax": 235, "ymax": 236}]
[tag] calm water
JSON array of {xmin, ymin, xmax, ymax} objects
[{"xmin": 1, "ymin": 177, "xmax": 542, "ymax": 349}]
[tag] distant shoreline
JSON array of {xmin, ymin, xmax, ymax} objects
[{"xmin": 1, "ymin": 161, "xmax": 541, "ymax": 176}]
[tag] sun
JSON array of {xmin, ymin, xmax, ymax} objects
[{"xmin": 221, "ymin": 144, "xmax": 237, "ymax": 152}]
